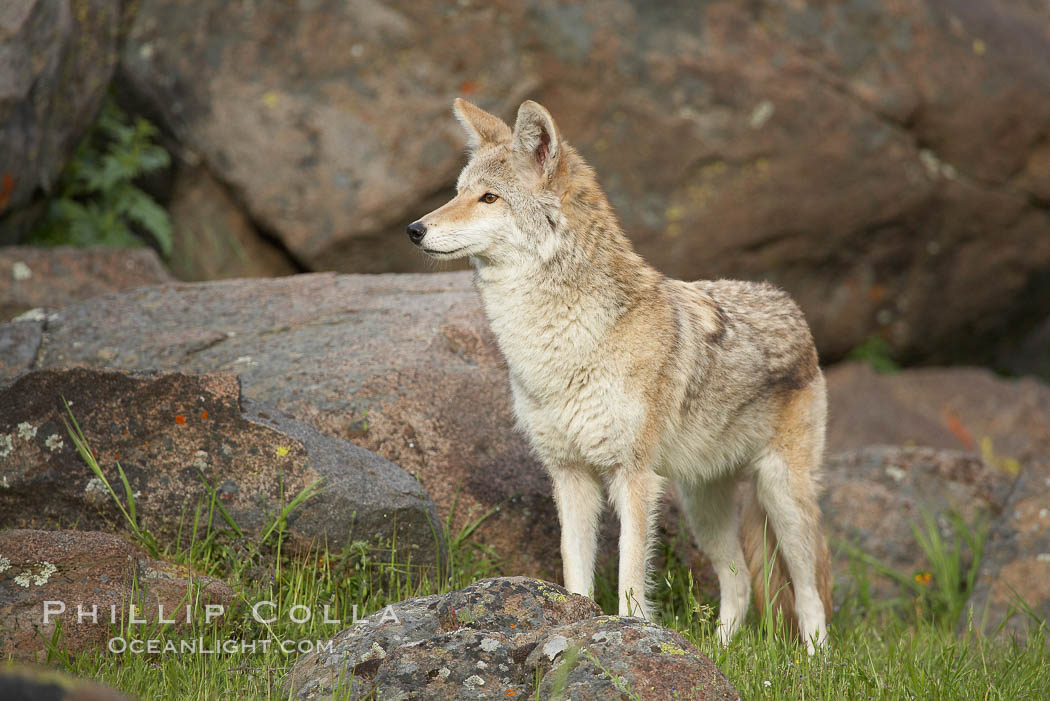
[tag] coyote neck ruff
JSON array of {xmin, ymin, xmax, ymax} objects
[{"xmin": 409, "ymin": 98, "xmax": 832, "ymax": 653}]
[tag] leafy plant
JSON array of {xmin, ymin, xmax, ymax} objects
[
  {"xmin": 846, "ymin": 336, "xmax": 900, "ymax": 374},
  {"xmin": 29, "ymin": 98, "xmax": 173, "ymax": 254}
]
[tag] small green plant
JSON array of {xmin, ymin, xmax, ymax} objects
[
  {"xmin": 847, "ymin": 336, "xmax": 900, "ymax": 374},
  {"xmin": 837, "ymin": 509, "xmax": 987, "ymax": 628},
  {"xmin": 540, "ymin": 641, "xmax": 581, "ymax": 700},
  {"xmin": 29, "ymin": 97, "xmax": 173, "ymax": 254},
  {"xmin": 910, "ymin": 510, "xmax": 987, "ymax": 626},
  {"xmin": 63, "ymin": 398, "xmax": 160, "ymax": 557}
]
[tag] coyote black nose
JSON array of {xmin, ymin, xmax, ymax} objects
[{"xmin": 407, "ymin": 221, "xmax": 427, "ymax": 245}]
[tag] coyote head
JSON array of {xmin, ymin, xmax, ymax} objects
[{"xmin": 408, "ymin": 99, "xmax": 575, "ymax": 266}]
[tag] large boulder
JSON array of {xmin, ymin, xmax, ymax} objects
[
  {"xmin": 0, "ymin": 529, "xmax": 232, "ymax": 663},
  {"xmin": 285, "ymin": 576, "xmax": 737, "ymax": 701},
  {"xmin": 117, "ymin": 0, "xmax": 1050, "ymax": 361},
  {"xmin": 7, "ymin": 273, "xmax": 554, "ymax": 579},
  {"xmin": 0, "ymin": 246, "xmax": 172, "ymax": 321},
  {"xmin": 0, "ymin": 368, "xmax": 444, "ymax": 570},
  {"xmin": 0, "ymin": 0, "xmax": 132, "ymax": 241}
]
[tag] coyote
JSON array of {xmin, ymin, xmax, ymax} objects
[{"xmin": 408, "ymin": 99, "xmax": 832, "ymax": 651}]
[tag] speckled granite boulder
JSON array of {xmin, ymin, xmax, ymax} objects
[{"xmin": 285, "ymin": 576, "xmax": 737, "ymax": 700}]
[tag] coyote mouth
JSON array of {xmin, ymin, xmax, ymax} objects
[{"xmin": 423, "ymin": 245, "xmax": 468, "ymax": 256}]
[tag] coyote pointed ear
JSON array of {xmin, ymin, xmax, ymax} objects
[
  {"xmin": 512, "ymin": 101, "xmax": 561, "ymax": 184},
  {"xmin": 453, "ymin": 98, "xmax": 511, "ymax": 152}
]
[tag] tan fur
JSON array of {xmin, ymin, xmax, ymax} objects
[{"xmin": 409, "ymin": 98, "xmax": 833, "ymax": 651}]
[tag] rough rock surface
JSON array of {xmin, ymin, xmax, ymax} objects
[
  {"xmin": 0, "ymin": 319, "xmax": 41, "ymax": 378},
  {"xmin": 0, "ymin": 529, "xmax": 231, "ymax": 663},
  {"xmin": 0, "ymin": 246, "xmax": 172, "ymax": 321},
  {"xmin": 826, "ymin": 363, "xmax": 1050, "ymax": 459},
  {"xmin": 285, "ymin": 576, "xmax": 737, "ymax": 701},
  {"xmin": 11, "ymin": 273, "xmax": 552, "ymax": 578},
  {"xmin": 118, "ymin": 0, "xmax": 1050, "ymax": 360},
  {"xmin": 167, "ymin": 165, "xmax": 298, "ymax": 281},
  {"xmin": 0, "ymin": 0, "xmax": 132, "ymax": 241},
  {"xmin": 827, "ymin": 363, "xmax": 1050, "ymax": 636},
  {"xmin": 0, "ymin": 665, "xmax": 136, "ymax": 701},
  {"xmin": 821, "ymin": 446, "xmax": 1015, "ymax": 600},
  {"xmin": 0, "ymin": 368, "xmax": 444, "ymax": 569},
  {"xmin": 527, "ymin": 616, "xmax": 739, "ymax": 701}
]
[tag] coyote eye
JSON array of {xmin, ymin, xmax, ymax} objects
[{"xmin": 480, "ymin": 193, "xmax": 499, "ymax": 204}]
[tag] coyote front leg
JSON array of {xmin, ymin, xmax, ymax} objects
[
  {"xmin": 550, "ymin": 466, "xmax": 604, "ymax": 598},
  {"xmin": 610, "ymin": 468, "xmax": 663, "ymax": 618}
]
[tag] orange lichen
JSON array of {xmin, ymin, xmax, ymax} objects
[
  {"xmin": 943, "ymin": 411, "xmax": 974, "ymax": 450},
  {"xmin": 175, "ymin": 415, "xmax": 186, "ymax": 425}
]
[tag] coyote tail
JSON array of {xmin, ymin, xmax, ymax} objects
[{"xmin": 740, "ymin": 483, "xmax": 832, "ymax": 637}]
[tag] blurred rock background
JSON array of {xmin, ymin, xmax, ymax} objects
[
  {"xmin": 2, "ymin": 0, "xmax": 1049, "ymax": 653},
  {"xmin": 4, "ymin": 0, "xmax": 1049, "ymax": 365}
]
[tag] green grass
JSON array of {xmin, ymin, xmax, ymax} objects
[
  {"xmin": 650, "ymin": 536, "xmax": 1048, "ymax": 700},
  {"xmin": 34, "ymin": 537, "xmax": 1047, "ymax": 700},
  {"xmin": 8, "ymin": 411, "xmax": 1047, "ymax": 699}
]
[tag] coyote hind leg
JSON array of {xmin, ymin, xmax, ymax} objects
[
  {"xmin": 752, "ymin": 448, "xmax": 827, "ymax": 652},
  {"xmin": 675, "ymin": 475, "xmax": 751, "ymax": 645}
]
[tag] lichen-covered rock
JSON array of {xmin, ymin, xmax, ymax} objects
[
  {"xmin": 286, "ymin": 577, "xmax": 602, "ymax": 699},
  {"xmin": 0, "ymin": 0, "xmax": 133, "ymax": 241},
  {"xmin": 285, "ymin": 577, "xmax": 737, "ymax": 700},
  {"xmin": 966, "ymin": 460, "xmax": 1050, "ymax": 641},
  {"xmin": 527, "ymin": 617, "xmax": 739, "ymax": 701},
  {"xmin": 356, "ymin": 630, "xmax": 529, "ymax": 700},
  {"xmin": 0, "ymin": 529, "xmax": 231, "ymax": 663},
  {"xmin": 433, "ymin": 577, "xmax": 603, "ymax": 640},
  {"xmin": 0, "ymin": 368, "xmax": 444, "ymax": 570}
]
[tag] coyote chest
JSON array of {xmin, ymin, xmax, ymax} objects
[{"xmin": 476, "ymin": 278, "xmax": 644, "ymax": 468}]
